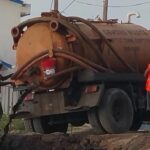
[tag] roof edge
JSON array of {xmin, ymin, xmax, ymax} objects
[
  {"xmin": 10, "ymin": 0, "xmax": 24, "ymax": 5},
  {"xmin": 0, "ymin": 60, "xmax": 12, "ymax": 69}
]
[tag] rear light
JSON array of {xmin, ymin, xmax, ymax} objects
[
  {"xmin": 85, "ymin": 85, "xmax": 99, "ymax": 93},
  {"xmin": 41, "ymin": 57, "xmax": 56, "ymax": 79},
  {"xmin": 24, "ymin": 92, "xmax": 34, "ymax": 101}
]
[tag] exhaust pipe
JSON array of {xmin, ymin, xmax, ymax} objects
[{"xmin": 126, "ymin": 11, "xmax": 141, "ymax": 23}]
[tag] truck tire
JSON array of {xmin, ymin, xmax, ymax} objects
[
  {"xmin": 24, "ymin": 119, "xmax": 35, "ymax": 132},
  {"xmin": 98, "ymin": 88, "xmax": 133, "ymax": 134},
  {"xmin": 88, "ymin": 108, "xmax": 106, "ymax": 134},
  {"xmin": 32, "ymin": 117, "xmax": 68, "ymax": 134},
  {"xmin": 130, "ymin": 111, "xmax": 143, "ymax": 131}
]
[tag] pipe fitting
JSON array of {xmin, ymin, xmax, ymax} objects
[
  {"xmin": 11, "ymin": 27, "xmax": 20, "ymax": 38},
  {"xmin": 126, "ymin": 11, "xmax": 141, "ymax": 23},
  {"xmin": 50, "ymin": 20, "xmax": 59, "ymax": 31}
]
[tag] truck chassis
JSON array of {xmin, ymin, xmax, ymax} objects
[{"xmin": 16, "ymin": 70, "xmax": 146, "ymax": 134}]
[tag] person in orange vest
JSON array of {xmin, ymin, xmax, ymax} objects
[{"xmin": 145, "ymin": 64, "xmax": 150, "ymax": 110}]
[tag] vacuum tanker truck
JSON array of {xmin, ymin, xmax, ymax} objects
[{"xmin": 10, "ymin": 11, "xmax": 150, "ymax": 134}]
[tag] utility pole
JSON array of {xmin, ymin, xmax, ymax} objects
[
  {"xmin": 103, "ymin": 0, "xmax": 108, "ymax": 21},
  {"xmin": 54, "ymin": 0, "xmax": 58, "ymax": 11}
]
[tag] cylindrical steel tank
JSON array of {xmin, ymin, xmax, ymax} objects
[{"xmin": 11, "ymin": 12, "xmax": 150, "ymax": 88}]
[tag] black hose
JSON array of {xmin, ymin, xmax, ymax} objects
[
  {"xmin": 53, "ymin": 49, "xmax": 113, "ymax": 72},
  {"xmin": 12, "ymin": 50, "xmax": 49, "ymax": 79},
  {"xmin": 0, "ymin": 74, "xmax": 13, "ymax": 81}
]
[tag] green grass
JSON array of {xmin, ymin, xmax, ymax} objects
[{"xmin": 0, "ymin": 114, "xmax": 25, "ymax": 133}]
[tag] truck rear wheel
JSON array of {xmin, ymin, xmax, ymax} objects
[
  {"xmin": 98, "ymin": 88, "xmax": 133, "ymax": 134},
  {"xmin": 88, "ymin": 108, "xmax": 106, "ymax": 134},
  {"xmin": 130, "ymin": 111, "xmax": 143, "ymax": 131},
  {"xmin": 26, "ymin": 117, "xmax": 68, "ymax": 134}
]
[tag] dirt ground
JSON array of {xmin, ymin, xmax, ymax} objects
[{"xmin": 1, "ymin": 131, "xmax": 150, "ymax": 150}]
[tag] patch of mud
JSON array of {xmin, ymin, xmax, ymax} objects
[{"xmin": 1, "ymin": 132, "xmax": 150, "ymax": 150}]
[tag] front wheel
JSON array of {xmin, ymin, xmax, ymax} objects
[
  {"xmin": 98, "ymin": 88, "xmax": 134, "ymax": 134},
  {"xmin": 24, "ymin": 117, "xmax": 68, "ymax": 134}
]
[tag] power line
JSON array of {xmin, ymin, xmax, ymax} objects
[
  {"xmin": 61, "ymin": 0, "xmax": 76, "ymax": 13},
  {"xmin": 76, "ymin": 1, "xmax": 100, "ymax": 7},
  {"xmin": 109, "ymin": 1, "xmax": 150, "ymax": 8},
  {"xmin": 76, "ymin": 0, "xmax": 150, "ymax": 8}
]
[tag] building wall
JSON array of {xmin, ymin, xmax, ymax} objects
[
  {"xmin": 0, "ymin": 0, "xmax": 30, "ymax": 114},
  {"xmin": 0, "ymin": 0, "xmax": 24, "ymax": 65}
]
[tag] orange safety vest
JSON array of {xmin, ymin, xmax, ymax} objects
[{"xmin": 146, "ymin": 64, "xmax": 150, "ymax": 92}]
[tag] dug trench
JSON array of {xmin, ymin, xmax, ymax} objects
[{"xmin": 1, "ymin": 131, "xmax": 150, "ymax": 150}]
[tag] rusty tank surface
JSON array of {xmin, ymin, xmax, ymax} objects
[
  {"xmin": 10, "ymin": 11, "xmax": 150, "ymax": 135},
  {"xmin": 11, "ymin": 11, "xmax": 150, "ymax": 88}
]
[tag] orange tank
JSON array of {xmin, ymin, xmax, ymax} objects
[{"xmin": 11, "ymin": 11, "xmax": 150, "ymax": 88}]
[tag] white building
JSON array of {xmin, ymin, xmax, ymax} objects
[
  {"xmin": 0, "ymin": 0, "xmax": 31, "ymax": 113},
  {"xmin": 0, "ymin": 0, "xmax": 30, "ymax": 65}
]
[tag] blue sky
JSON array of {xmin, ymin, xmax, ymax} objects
[{"xmin": 23, "ymin": 0, "xmax": 150, "ymax": 28}]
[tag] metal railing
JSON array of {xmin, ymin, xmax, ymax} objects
[{"xmin": 0, "ymin": 86, "xmax": 19, "ymax": 114}]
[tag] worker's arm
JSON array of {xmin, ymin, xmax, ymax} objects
[
  {"xmin": 144, "ymin": 68, "xmax": 148, "ymax": 77},
  {"xmin": 144, "ymin": 65, "xmax": 150, "ymax": 77}
]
